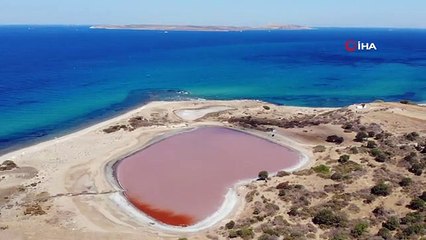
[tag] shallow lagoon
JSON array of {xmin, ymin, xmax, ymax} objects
[{"xmin": 116, "ymin": 127, "xmax": 302, "ymax": 226}]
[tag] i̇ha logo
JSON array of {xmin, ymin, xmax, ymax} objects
[{"xmin": 345, "ymin": 40, "xmax": 377, "ymax": 52}]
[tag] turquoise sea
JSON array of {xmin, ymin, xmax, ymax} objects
[{"xmin": 0, "ymin": 26, "xmax": 425, "ymax": 151}]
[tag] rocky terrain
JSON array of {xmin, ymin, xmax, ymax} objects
[{"xmin": 208, "ymin": 102, "xmax": 426, "ymax": 240}]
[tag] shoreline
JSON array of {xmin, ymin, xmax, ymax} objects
[
  {"xmin": 105, "ymin": 125, "xmax": 311, "ymax": 233},
  {"xmin": 0, "ymin": 99, "xmax": 317, "ymax": 238},
  {"xmin": 2, "ymin": 99, "xmax": 424, "ymax": 156},
  {"xmin": 0, "ymin": 94, "xmax": 199, "ymax": 155},
  {"xmin": 1, "ymin": 99, "xmax": 424, "ymax": 239}
]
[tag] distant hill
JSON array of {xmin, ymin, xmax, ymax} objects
[{"xmin": 90, "ymin": 24, "xmax": 312, "ymax": 31}]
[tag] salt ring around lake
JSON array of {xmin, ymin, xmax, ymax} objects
[{"xmin": 107, "ymin": 126, "xmax": 310, "ymax": 232}]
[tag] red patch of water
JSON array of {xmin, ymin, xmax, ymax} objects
[{"xmin": 126, "ymin": 193, "xmax": 195, "ymax": 226}]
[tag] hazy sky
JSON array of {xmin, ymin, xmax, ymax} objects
[{"xmin": 1, "ymin": 0, "xmax": 425, "ymax": 28}]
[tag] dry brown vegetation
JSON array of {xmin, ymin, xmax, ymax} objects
[
  {"xmin": 217, "ymin": 103, "xmax": 426, "ymax": 240},
  {"xmin": 0, "ymin": 160, "xmax": 17, "ymax": 171},
  {"xmin": 1, "ymin": 101, "xmax": 425, "ymax": 240}
]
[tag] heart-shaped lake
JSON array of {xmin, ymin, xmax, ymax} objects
[{"xmin": 115, "ymin": 127, "xmax": 303, "ymax": 227}]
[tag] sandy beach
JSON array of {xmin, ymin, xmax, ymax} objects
[{"xmin": 0, "ymin": 100, "xmax": 425, "ymax": 239}]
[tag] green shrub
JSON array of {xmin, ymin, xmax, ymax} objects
[
  {"xmin": 409, "ymin": 163, "xmax": 424, "ymax": 176},
  {"xmin": 326, "ymin": 135, "xmax": 344, "ymax": 144},
  {"xmin": 368, "ymin": 131, "xmax": 376, "ymax": 137},
  {"xmin": 383, "ymin": 216, "xmax": 400, "ymax": 231},
  {"xmin": 312, "ymin": 209, "xmax": 347, "ymax": 227},
  {"xmin": 262, "ymin": 228, "xmax": 279, "ymax": 236},
  {"xmin": 403, "ymin": 152, "xmax": 417, "ymax": 162},
  {"xmin": 334, "ymin": 161, "xmax": 363, "ymax": 174},
  {"xmin": 375, "ymin": 133, "xmax": 385, "ymax": 140},
  {"xmin": 401, "ymin": 212, "xmax": 423, "ymax": 225},
  {"xmin": 263, "ymin": 105, "xmax": 271, "ymax": 110},
  {"xmin": 408, "ymin": 198, "xmax": 425, "ymax": 210},
  {"xmin": 375, "ymin": 152, "xmax": 389, "ymax": 163},
  {"xmin": 287, "ymin": 206, "xmax": 298, "ymax": 216},
  {"xmin": 351, "ymin": 221, "xmax": 369, "ymax": 237},
  {"xmin": 342, "ymin": 123, "xmax": 353, "ymax": 130},
  {"xmin": 258, "ymin": 234, "xmax": 275, "ymax": 240},
  {"xmin": 313, "ymin": 164, "xmax": 330, "ymax": 174},
  {"xmin": 355, "ymin": 132, "xmax": 368, "ymax": 142},
  {"xmin": 330, "ymin": 233, "xmax": 348, "ymax": 240},
  {"xmin": 331, "ymin": 172, "xmax": 344, "ymax": 181},
  {"xmin": 399, "ymin": 177, "xmax": 412, "ymax": 187},
  {"xmin": 313, "ymin": 145, "xmax": 326, "ymax": 153},
  {"xmin": 372, "ymin": 206, "xmax": 385, "ymax": 217},
  {"xmin": 338, "ymin": 155, "xmax": 350, "ymax": 163},
  {"xmin": 350, "ymin": 146, "xmax": 359, "ymax": 154},
  {"xmin": 229, "ymin": 230, "xmax": 238, "ymax": 238},
  {"xmin": 225, "ymin": 220, "xmax": 235, "ymax": 229},
  {"xmin": 366, "ymin": 140, "xmax": 377, "ymax": 149},
  {"xmin": 406, "ymin": 132, "xmax": 419, "ymax": 141},
  {"xmin": 377, "ymin": 227, "xmax": 392, "ymax": 239},
  {"xmin": 402, "ymin": 223, "xmax": 425, "ymax": 237},
  {"xmin": 371, "ymin": 182, "xmax": 391, "ymax": 196},
  {"xmin": 370, "ymin": 148, "xmax": 382, "ymax": 157},
  {"xmin": 236, "ymin": 227, "xmax": 254, "ymax": 240},
  {"xmin": 258, "ymin": 170, "xmax": 269, "ymax": 180}
]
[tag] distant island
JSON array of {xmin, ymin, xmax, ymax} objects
[{"xmin": 90, "ymin": 24, "xmax": 312, "ymax": 31}]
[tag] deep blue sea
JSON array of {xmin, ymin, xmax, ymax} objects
[{"xmin": 0, "ymin": 26, "xmax": 425, "ymax": 151}]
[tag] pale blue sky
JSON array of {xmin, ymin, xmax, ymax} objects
[{"xmin": 0, "ymin": 0, "xmax": 425, "ymax": 28}]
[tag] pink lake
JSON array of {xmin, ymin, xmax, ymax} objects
[{"xmin": 115, "ymin": 127, "xmax": 301, "ymax": 227}]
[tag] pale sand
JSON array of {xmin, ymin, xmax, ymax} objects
[
  {"xmin": 174, "ymin": 106, "xmax": 235, "ymax": 121},
  {"xmin": 2, "ymin": 100, "xmax": 423, "ymax": 239},
  {"xmin": 0, "ymin": 100, "xmax": 317, "ymax": 239}
]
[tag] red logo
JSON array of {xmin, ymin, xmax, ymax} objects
[{"xmin": 345, "ymin": 40, "xmax": 357, "ymax": 52}]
